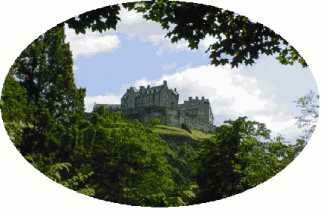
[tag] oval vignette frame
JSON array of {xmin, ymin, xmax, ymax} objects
[{"xmin": 0, "ymin": 0, "xmax": 320, "ymax": 209}]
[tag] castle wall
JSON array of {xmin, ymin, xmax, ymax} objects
[
  {"xmin": 141, "ymin": 109, "xmax": 167, "ymax": 124},
  {"xmin": 115, "ymin": 81, "xmax": 214, "ymax": 132},
  {"xmin": 178, "ymin": 97, "xmax": 214, "ymax": 132},
  {"xmin": 121, "ymin": 87, "xmax": 136, "ymax": 112},
  {"xmin": 159, "ymin": 87, "xmax": 178, "ymax": 109},
  {"xmin": 166, "ymin": 109, "xmax": 180, "ymax": 128}
]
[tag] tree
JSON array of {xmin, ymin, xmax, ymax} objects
[
  {"xmin": 125, "ymin": 0, "xmax": 306, "ymax": 67},
  {"xmin": 75, "ymin": 107, "xmax": 195, "ymax": 206},
  {"xmin": 238, "ymin": 136, "xmax": 297, "ymax": 188},
  {"xmin": 65, "ymin": 5, "xmax": 121, "ymax": 34},
  {"xmin": 195, "ymin": 117, "xmax": 300, "ymax": 203},
  {"xmin": 295, "ymin": 91, "xmax": 319, "ymax": 141},
  {"xmin": 62, "ymin": 1, "xmax": 306, "ymax": 68},
  {"xmin": 1, "ymin": 24, "xmax": 90, "ymax": 192},
  {"xmin": 196, "ymin": 117, "xmax": 270, "ymax": 202},
  {"xmin": 0, "ymin": 70, "xmax": 29, "ymax": 145},
  {"xmin": 5, "ymin": 25, "xmax": 85, "ymax": 158}
]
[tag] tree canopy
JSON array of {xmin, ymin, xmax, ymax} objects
[
  {"xmin": 196, "ymin": 117, "xmax": 299, "ymax": 203},
  {"xmin": 63, "ymin": 0, "xmax": 307, "ymax": 68}
]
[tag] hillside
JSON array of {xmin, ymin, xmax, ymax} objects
[
  {"xmin": 151, "ymin": 124, "xmax": 215, "ymax": 194},
  {"xmin": 151, "ymin": 124, "xmax": 214, "ymax": 172},
  {"xmin": 152, "ymin": 125, "xmax": 214, "ymax": 142}
]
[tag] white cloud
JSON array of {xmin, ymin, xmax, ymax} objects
[
  {"xmin": 84, "ymin": 94, "xmax": 121, "ymax": 112},
  {"xmin": 65, "ymin": 28, "xmax": 120, "ymax": 58},
  {"xmin": 116, "ymin": 8, "xmax": 166, "ymax": 39},
  {"xmin": 116, "ymin": 8, "xmax": 208, "ymax": 55},
  {"xmin": 65, "ymin": 9, "xmax": 218, "ymax": 58},
  {"xmin": 199, "ymin": 35, "xmax": 218, "ymax": 51},
  {"xmin": 161, "ymin": 62, "xmax": 178, "ymax": 71},
  {"xmin": 152, "ymin": 37, "xmax": 190, "ymax": 55},
  {"xmin": 118, "ymin": 8, "xmax": 144, "ymax": 25},
  {"xmin": 130, "ymin": 65, "xmax": 301, "ymax": 141},
  {"xmin": 72, "ymin": 65, "xmax": 79, "ymax": 72},
  {"xmin": 84, "ymin": 64, "xmax": 302, "ymax": 141},
  {"xmin": 67, "ymin": 9, "xmax": 303, "ymax": 141}
]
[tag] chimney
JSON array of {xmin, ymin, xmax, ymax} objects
[
  {"xmin": 147, "ymin": 85, "xmax": 150, "ymax": 89},
  {"xmin": 189, "ymin": 96, "xmax": 192, "ymax": 101},
  {"xmin": 201, "ymin": 96, "xmax": 205, "ymax": 100},
  {"xmin": 163, "ymin": 80, "xmax": 167, "ymax": 86},
  {"xmin": 196, "ymin": 96, "xmax": 199, "ymax": 100},
  {"xmin": 174, "ymin": 88, "xmax": 177, "ymax": 92}
]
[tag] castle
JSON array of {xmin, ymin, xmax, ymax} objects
[{"xmin": 93, "ymin": 80, "xmax": 215, "ymax": 132}]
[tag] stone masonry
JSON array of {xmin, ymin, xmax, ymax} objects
[{"xmin": 93, "ymin": 80, "xmax": 215, "ymax": 132}]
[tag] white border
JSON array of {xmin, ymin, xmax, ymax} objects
[{"xmin": 0, "ymin": 0, "xmax": 325, "ymax": 214}]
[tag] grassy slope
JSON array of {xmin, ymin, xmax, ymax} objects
[
  {"xmin": 152, "ymin": 124, "xmax": 214, "ymax": 187},
  {"xmin": 152, "ymin": 125, "xmax": 214, "ymax": 142}
]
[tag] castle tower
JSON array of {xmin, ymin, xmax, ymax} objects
[{"xmin": 178, "ymin": 96, "xmax": 214, "ymax": 132}]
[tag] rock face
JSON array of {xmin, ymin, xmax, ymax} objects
[{"xmin": 93, "ymin": 80, "xmax": 215, "ymax": 132}]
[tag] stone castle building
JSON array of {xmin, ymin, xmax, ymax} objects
[{"xmin": 93, "ymin": 80, "xmax": 214, "ymax": 132}]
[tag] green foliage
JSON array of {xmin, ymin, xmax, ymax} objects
[
  {"xmin": 195, "ymin": 117, "xmax": 297, "ymax": 203},
  {"xmin": 148, "ymin": 117, "xmax": 161, "ymax": 127},
  {"xmin": 61, "ymin": 1, "xmax": 307, "ymax": 68},
  {"xmin": 124, "ymin": 1, "xmax": 306, "ymax": 67},
  {"xmin": 0, "ymin": 72, "xmax": 29, "ymax": 144},
  {"xmin": 0, "ymin": 3, "xmax": 308, "ymax": 206},
  {"xmin": 1, "ymin": 24, "xmax": 90, "ymax": 194},
  {"xmin": 236, "ymin": 136, "xmax": 298, "ymax": 188},
  {"xmin": 1, "ymin": 72, "xmax": 304, "ymax": 206},
  {"xmin": 181, "ymin": 123, "xmax": 192, "ymax": 133},
  {"xmin": 4, "ymin": 25, "xmax": 85, "ymax": 159},
  {"xmin": 73, "ymin": 107, "xmax": 195, "ymax": 206},
  {"xmin": 65, "ymin": 5, "xmax": 121, "ymax": 34},
  {"xmin": 190, "ymin": 129, "xmax": 214, "ymax": 141}
]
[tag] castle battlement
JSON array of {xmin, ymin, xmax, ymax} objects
[
  {"xmin": 184, "ymin": 96, "xmax": 210, "ymax": 105},
  {"xmin": 94, "ymin": 80, "xmax": 214, "ymax": 132}
]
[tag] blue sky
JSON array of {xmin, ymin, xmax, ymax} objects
[
  {"xmin": 73, "ymin": 33, "xmax": 210, "ymax": 96},
  {"xmin": 66, "ymin": 8, "xmax": 318, "ymax": 142}
]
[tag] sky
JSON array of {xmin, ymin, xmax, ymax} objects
[{"xmin": 65, "ymin": 8, "xmax": 318, "ymax": 143}]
